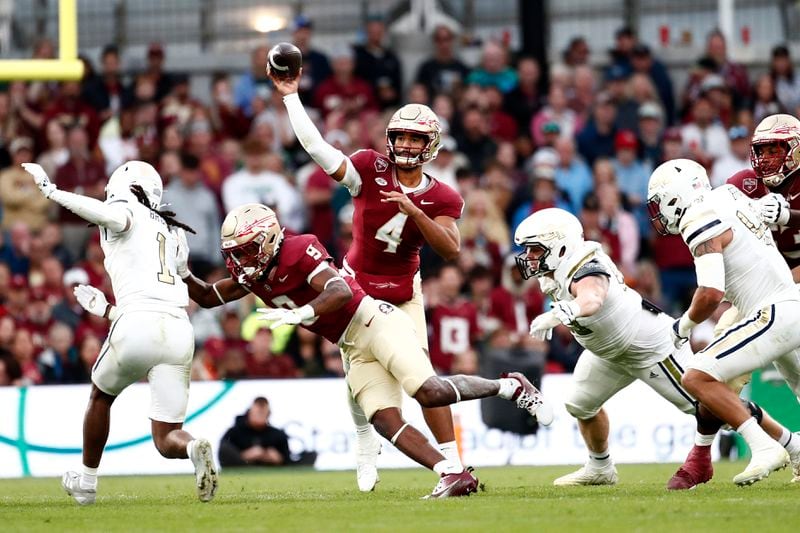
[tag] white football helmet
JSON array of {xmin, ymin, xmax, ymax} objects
[
  {"xmin": 750, "ymin": 113, "xmax": 800, "ymax": 187},
  {"xmin": 107, "ymin": 161, "xmax": 163, "ymax": 208},
  {"xmin": 220, "ymin": 203, "xmax": 284, "ymax": 283},
  {"xmin": 386, "ymin": 103, "xmax": 441, "ymax": 167},
  {"xmin": 514, "ymin": 208, "xmax": 584, "ymax": 279},
  {"xmin": 646, "ymin": 158, "xmax": 711, "ymax": 235}
]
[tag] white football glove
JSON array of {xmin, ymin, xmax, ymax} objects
[
  {"xmin": 256, "ymin": 305, "xmax": 315, "ymax": 330},
  {"xmin": 175, "ymin": 228, "xmax": 190, "ymax": 279},
  {"xmin": 21, "ymin": 162, "xmax": 57, "ymax": 198},
  {"xmin": 550, "ymin": 301, "xmax": 581, "ymax": 326},
  {"xmin": 671, "ymin": 313, "xmax": 696, "ymax": 349},
  {"xmin": 74, "ymin": 284, "xmax": 111, "ymax": 318},
  {"xmin": 528, "ymin": 312, "xmax": 561, "ymax": 341},
  {"xmin": 758, "ymin": 192, "xmax": 790, "ymax": 226}
]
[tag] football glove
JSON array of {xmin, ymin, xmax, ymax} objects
[
  {"xmin": 175, "ymin": 229, "xmax": 190, "ymax": 279},
  {"xmin": 256, "ymin": 305, "xmax": 315, "ymax": 329},
  {"xmin": 528, "ymin": 312, "xmax": 561, "ymax": 341},
  {"xmin": 551, "ymin": 300, "xmax": 581, "ymax": 326},
  {"xmin": 671, "ymin": 313, "xmax": 696, "ymax": 349},
  {"xmin": 758, "ymin": 192, "xmax": 790, "ymax": 226},
  {"xmin": 21, "ymin": 162, "xmax": 57, "ymax": 198},
  {"xmin": 74, "ymin": 284, "xmax": 114, "ymax": 319}
]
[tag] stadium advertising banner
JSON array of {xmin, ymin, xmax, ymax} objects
[{"xmin": 0, "ymin": 375, "xmax": 707, "ymax": 478}]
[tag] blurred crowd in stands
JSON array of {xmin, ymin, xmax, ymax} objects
[{"xmin": 0, "ymin": 15, "xmax": 794, "ymax": 386}]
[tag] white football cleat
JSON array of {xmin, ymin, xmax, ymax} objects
[
  {"xmin": 788, "ymin": 434, "xmax": 800, "ymax": 483},
  {"xmin": 62, "ymin": 471, "xmax": 96, "ymax": 505},
  {"xmin": 356, "ymin": 434, "xmax": 381, "ymax": 492},
  {"xmin": 502, "ymin": 372, "xmax": 554, "ymax": 426},
  {"xmin": 189, "ymin": 438, "xmax": 218, "ymax": 502},
  {"xmin": 553, "ymin": 464, "xmax": 619, "ymax": 486},
  {"xmin": 733, "ymin": 444, "xmax": 789, "ymax": 486}
]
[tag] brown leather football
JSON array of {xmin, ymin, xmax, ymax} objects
[{"xmin": 267, "ymin": 42, "xmax": 303, "ymax": 79}]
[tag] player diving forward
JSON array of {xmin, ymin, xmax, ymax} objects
[
  {"xmin": 270, "ymin": 69, "xmax": 466, "ymax": 490},
  {"xmin": 179, "ymin": 203, "xmax": 552, "ymax": 498},
  {"xmin": 23, "ymin": 161, "xmax": 218, "ymax": 505},
  {"xmin": 648, "ymin": 158, "xmax": 800, "ymax": 486}
]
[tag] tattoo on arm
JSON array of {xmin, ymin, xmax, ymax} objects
[{"xmin": 694, "ymin": 238, "xmax": 722, "ymax": 257}]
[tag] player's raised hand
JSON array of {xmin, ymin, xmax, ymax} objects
[
  {"xmin": 21, "ymin": 163, "xmax": 57, "ymax": 198},
  {"xmin": 528, "ymin": 311, "xmax": 560, "ymax": 341},
  {"xmin": 74, "ymin": 284, "xmax": 109, "ymax": 318},
  {"xmin": 175, "ymin": 229, "xmax": 190, "ymax": 279},
  {"xmin": 268, "ymin": 66, "xmax": 302, "ymax": 96},
  {"xmin": 380, "ymin": 190, "xmax": 421, "ymax": 217},
  {"xmin": 758, "ymin": 192, "xmax": 790, "ymax": 226}
]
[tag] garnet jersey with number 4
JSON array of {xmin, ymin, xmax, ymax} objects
[
  {"xmin": 727, "ymin": 168, "xmax": 800, "ymax": 268},
  {"xmin": 237, "ymin": 233, "xmax": 365, "ymax": 343},
  {"xmin": 344, "ymin": 149, "xmax": 464, "ymax": 302}
]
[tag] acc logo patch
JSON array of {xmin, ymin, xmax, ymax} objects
[
  {"xmin": 374, "ymin": 157, "xmax": 389, "ymax": 173},
  {"xmin": 378, "ymin": 302, "xmax": 395, "ymax": 314},
  {"xmin": 743, "ymin": 177, "xmax": 757, "ymax": 195},
  {"xmin": 375, "ymin": 177, "xmax": 388, "ymax": 186}
]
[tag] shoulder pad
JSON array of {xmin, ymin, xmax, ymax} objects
[{"xmin": 572, "ymin": 260, "xmax": 610, "ymax": 283}]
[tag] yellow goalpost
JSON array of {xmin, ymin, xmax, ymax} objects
[{"xmin": 0, "ymin": 0, "xmax": 84, "ymax": 80}]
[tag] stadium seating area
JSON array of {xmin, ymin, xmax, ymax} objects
[{"xmin": 0, "ymin": 17, "xmax": 797, "ymax": 386}]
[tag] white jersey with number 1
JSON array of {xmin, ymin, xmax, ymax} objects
[{"xmin": 100, "ymin": 198, "xmax": 189, "ymax": 312}]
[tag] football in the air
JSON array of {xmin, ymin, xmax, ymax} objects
[{"xmin": 268, "ymin": 42, "xmax": 303, "ymax": 79}]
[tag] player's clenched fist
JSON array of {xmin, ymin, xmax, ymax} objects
[{"xmin": 758, "ymin": 192, "xmax": 790, "ymax": 226}]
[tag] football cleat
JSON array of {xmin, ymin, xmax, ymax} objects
[
  {"xmin": 667, "ymin": 445, "xmax": 714, "ymax": 490},
  {"xmin": 733, "ymin": 444, "xmax": 789, "ymax": 486},
  {"xmin": 356, "ymin": 433, "xmax": 382, "ymax": 492},
  {"xmin": 553, "ymin": 464, "xmax": 618, "ymax": 486},
  {"xmin": 189, "ymin": 438, "xmax": 218, "ymax": 502},
  {"xmin": 502, "ymin": 372, "xmax": 554, "ymax": 426},
  {"xmin": 425, "ymin": 467, "xmax": 479, "ymax": 499},
  {"xmin": 62, "ymin": 471, "xmax": 96, "ymax": 505},
  {"xmin": 788, "ymin": 434, "xmax": 800, "ymax": 483}
]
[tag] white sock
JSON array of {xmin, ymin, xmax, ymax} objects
[
  {"xmin": 588, "ymin": 449, "xmax": 611, "ymax": 469},
  {"xmin": 695, "ymin": 432, "xmax": 716, "ymax": 447},
  {"xmin": 433, "ymin": 459, "xmax": 462, "ymax": 476},
  {"xmin": 438, "ymin": 441, "xmax": 463, "ymax": 470},
  {"xmin": 81, "ymin": 465, "xmax": 98, "ymax": 489},
  {"xmin": 356, "ymin": 424, "xmax": 373, "ymax": 440},
  {"xmin": 779, "ymin": 427, "xmax": 800, "ymax": 455},
  {"xmin": 186, "ymin": 439, "xmax": 196, "ymax": 458},
  {"xmin": 496, "ymin": 378, "xmax": 520, "ymax": 400},
  {"xmin": 737, "ymin": 417, "xmax": 774, "ymax": 452}
]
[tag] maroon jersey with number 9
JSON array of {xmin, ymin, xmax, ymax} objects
[{"xmin": 344, "ymin": 148, "xmax": 464, "ymax": 303}]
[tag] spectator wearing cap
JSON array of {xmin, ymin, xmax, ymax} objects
[
  {"xmin": 290, "ymin": 15, "xmax": 332, "ymax": 105},
  {"xmin": 144, "ymin": 42, "xmax": 175, "ymax": 101},
  {"xmin": 235, "ymin": 45, "xmax": 271, "ymax": 117},
  {"xmin": 630, "ymin": 43, "xmax": 675, "ymax": 125},
  {"xmin": 466, "ymin": 40, "xmax": 518, "ymax": 94},
  {"xmin": 222, "ymin": 138, "xmax": 304, "ymax": 232},
  {"xmin": 637, "ymin": 101, "xmax": 665, "ymax": 169},
  {"xmin": 0, "ymin": 137, "xmax": 50, "ymax": 232},
  {"xmin": 54, "ymin": 125, "xmax": 107, "ymax": 257},
  {"xmin": 770, "ymin": 45, "xmax": 800, "ymax": 114},
  {"xmin": 530, "ymin": 84, "xmax": 580, "ymax": 147},
  {"xmin": 604, "ymin": 64, "xmax": 638, "ymax": 132},
  {"xmin": 705, "ymin": 30, "xmax": 750, "ymax": 108},
  {"xmin": 313, "ymin": 44, "xmax": 377, "ymax": 121},
  {"xmin": 576, "ymin": 92, "xmax": 618, "ymax": 165},
  {"xmin": 0, "ymin": 224, "xmax": 32, "ymax": 276},
  {"xmin": 51, "ymin": 267, "xmax": 90, "ymax": 331},
  {"xmin": 681, "ymin": 95, "xmax": 730, "ymax": 167},
  {"xmin": 539, "ymin": 121, "xmax": 561, "ymax": 148},
  {"xmin": 612, "ymin": 130, "xmax": 651, "ymax": 209},
  {"xmin": 511, "ymin": 158, "xmax": 571, "ymax": 245},
  {"xmin": 710, "ymin": 125, "xmax": 752, "ymax": 187},
  {"xmin": 751, "ymin": 73, "xmax": 783, "ymax": 124},
  {"xmin": 162, "ymin": 153, "xmax": 222, "ymax": 278},
  {"xmin": 415, "ymin": 24, "xmax": 471, "ymax": 97},
  {"xmin": 553, "ymin": 136, "xmax": 593, "ymax": 215},
  {"xmin": 353, "ymin": 14, "xmax": 403, "ymax": 110}
]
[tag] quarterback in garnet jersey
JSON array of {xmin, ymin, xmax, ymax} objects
[
  {"xmin": 180, "ymin": 203, "xmax": 552, "ymax": 498},
  {"xmin": 727, "ymin": 115, "xmax": 800, "ymax": 273},
  {"xmin": 272, "ymin": 67, "xmax": 467, "ymax": 491}
]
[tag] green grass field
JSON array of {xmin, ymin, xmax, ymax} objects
[{"xmin": 2, "ymin": 463, "xmax": 797, "ymax": 532}]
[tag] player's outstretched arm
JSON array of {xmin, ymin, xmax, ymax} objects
[
  {"xmin": 21, "ymin": 163, "xmax": 130, "ymax": 233},
  {"xmin": 674, "ymin": 231, "xmax": 732, "ymax": 343},
  {"xmin": 269, "ymin": 70, "xmax": 362, "ymax": 194},
  {"xmin": 568, "ymin": 274, "xmax": 610, "ymax": 318},
  {"xmin": 183, "ymin": 273, "xmax": 249, "ymax": 308}
]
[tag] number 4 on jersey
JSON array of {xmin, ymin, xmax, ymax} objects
[{"xmin": 375, "ymin": 213, "xmax": 408, "ymax": 253}]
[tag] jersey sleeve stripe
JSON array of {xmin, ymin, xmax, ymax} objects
[{"xmin": 685, "ymin": 219, "xmax": 722, "ymax": 246}]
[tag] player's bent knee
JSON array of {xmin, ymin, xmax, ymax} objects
[
  {"xmin": 413, "ymin": 377, "xmax": 449, "ymax": 407},
  {"xmin": 370, "ymin": 407, "xmax": 404, "ymax": 440},
  {"xmin": 565, "ymin": 400, "xmax": 599, "ymax": 420}
]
